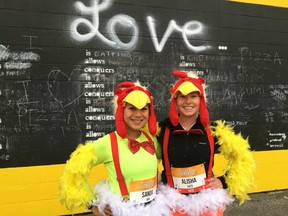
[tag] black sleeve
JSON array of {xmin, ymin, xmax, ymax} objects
[
  {"xmin": 210, "ymin": 121, "xmax": 221, "ymax": 154},
  {"xmin": 156, "ymin": 118, "xmax": 168, "ymax": 147},
  {"xmin": 218, "ymin": 175, "xmax": 228, "ymax": 189},
  {"xmin": 214, "ymin": 136, "xmax": 221, "ymax": 154}
]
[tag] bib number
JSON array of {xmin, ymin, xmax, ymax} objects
[
  {"xmin": 171, "ymin": 164, "xmax": 206, "ymax": 193},
  {"xmin": 129, "ymin": 176, "xmax": 157, "ymax": 204}
]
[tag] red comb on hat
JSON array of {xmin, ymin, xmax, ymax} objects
[
  {"xmin": 114, "ymin": 81, "xmax": 157, "ymax": 138},
  {"xmin": 169, "ymin": 70, "xmax": 210, "ymax": 128}
]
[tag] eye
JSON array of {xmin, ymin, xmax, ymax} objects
[
  {"xmin": 190, "ymin": 93, "xmax": 199, "ymax": 98},
  {"xmin": 129, "ymin": 106, "xmax": 137, "ymax": 110},
  {"xmin": 179, "ymin": 94, "xmax": 186, "ymax": 98}
]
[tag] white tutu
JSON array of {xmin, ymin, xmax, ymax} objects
[
  {"xmin": 157, "ymin": 184, "xmax": 234, "ymax": 216},
  {"xmin": 93, "ymin": 181, "xmax": 171, "ymax": 216},
  {"xmin": 93, "ymin": 181, "xmax": 234, "ymax": 216}
]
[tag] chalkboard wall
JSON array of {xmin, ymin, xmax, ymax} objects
[{"xmin": 0, "ymin": 0, "xmax": 287, "ymax": 168}]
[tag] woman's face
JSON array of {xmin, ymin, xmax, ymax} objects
[
  {"xmin": 175, "ymin": 91, "xmax": 200, "ymax": 118},
  {"xmin": 123, "ymin": 103, "xmax": 149, "ymax": 134}
]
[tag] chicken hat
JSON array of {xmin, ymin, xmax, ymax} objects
[
  {"xmin": 114, "ymin": 81, "xmax": 157, "ymax": 138},
  {"xmin": 169, "ymin": 70, "xmax": 210, "ymax": 128}
]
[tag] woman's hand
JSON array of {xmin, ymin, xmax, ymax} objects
[
  {"xmin": 206, "ymin": 177, "xmax": 223, "ymax": 189},
  {"xmin": 91, "ymin": 205, "xmax": 113, "ymax": 216}
]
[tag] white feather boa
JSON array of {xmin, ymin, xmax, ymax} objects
[
  {"xmin": 93, "ymin": 181, "xmax": 171, "ymax": 216},
  {"xmin": 157, "ymin": 184, "xmax": 234, "ymax": 216},
  {"xmin": 93, "ymin": 181, "xmax": 234, "ymax": 216}
]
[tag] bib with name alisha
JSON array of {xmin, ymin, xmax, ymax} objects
[
  {"xmin": 171, "ymin": 164, "xmax": 206, "ymax": 193},
  {"xmin": 129, "ymin": 176, "xmax": 157, "ymax": 204}
]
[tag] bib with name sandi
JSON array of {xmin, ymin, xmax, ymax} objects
[
  {"xmin": 129, "ymin": 176, "xmax": 157, "ymax": 204},
  {"xmin": 171, "ymin": 163, "xmax": 206, "ymax": 194}
]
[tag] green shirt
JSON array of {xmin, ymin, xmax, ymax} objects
[{"xmin": 89, "ymin": 131, "xmax": 162, "ymax": 195}]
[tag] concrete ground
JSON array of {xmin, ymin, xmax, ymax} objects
[
  {"xmin": 225, "ymin": 189, "xmax": 288, "ymax": 216},
  {"xmin": 78, "ymin": 189, "xmax": 288, "ymax": 216}
]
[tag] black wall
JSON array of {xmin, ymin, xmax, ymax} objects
[{"xmin": 0, "ymin": 0, "xmax": 287, "ymax": 167}]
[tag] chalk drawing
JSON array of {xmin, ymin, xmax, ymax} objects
[
  {"xmin": 146, "ymin": 16, "xmax": 207, "ymax": 52},
  {"xmin": 71, "ymin": 0, "xmax": 208, "ymax": 52},
  {"xmin": 71, "ymin": 0, "xmax": 138, "ymax": 50},
  {"xmin": 269, "ymin": 85, "xmax": 287, "ymax": 102},
  {"xmin": 239, "ymin": 47, "xmax": 283, "ymax": 65},
  {"xmin": 47, "ymin": 67, "xmax": 85, "ymax": 108},
  {"xmin": 22, "ymin": 35, "xmax": 42, "ymax": 50},
  {"xmin": 0, "ymin": 44, "xmax": 40, "ymax": 70}
]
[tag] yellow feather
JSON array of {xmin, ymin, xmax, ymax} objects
[
  {"xmin": 141, "ymin": 122, "xmax": 161, "ymax": 136},
  {"xmin": 156, "ymin": 122, "xmax": 161, "ymax": 136},
  {"xmin": 58, "ymin": 142, "xmax": 97, "ymax": 212},
  {"xmin": 211, "ymin": 120, "xmax": 256, "ymax": 204}
]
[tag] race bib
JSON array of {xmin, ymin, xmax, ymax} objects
[
  {"xmin": 129, "ymin": 176, "xmax": 157, "ymax": 204},
  {"xmin": 171, "ymin": 164, "xmax": 206, "ymax": 193}
]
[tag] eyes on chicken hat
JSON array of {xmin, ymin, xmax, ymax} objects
[
  {"xmin": 114, "ymin": 81, "xmax": 157, "ymax": 138},
  {"xmin": 169, "ymin": 70, "xmax": 210, "ymax": 128}
]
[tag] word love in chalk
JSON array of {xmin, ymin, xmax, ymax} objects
[{"xmin": 71, "ymin": 0, "xmax": 207, "ymax": 52}]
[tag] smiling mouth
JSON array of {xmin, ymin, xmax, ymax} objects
[
  {"xmin": 132, "ymin": 119, "xmax": 143, "ymax": 123},
  {"xmin": 183, "ymin": 106, "xmax": 194, "ymax": 111}
]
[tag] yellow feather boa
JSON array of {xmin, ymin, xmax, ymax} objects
[
  {"xmin": 58, "ymin": 143, "xmax": 97, "ymax": 212},
  {"xmin": 211, "ymin": 120, "xmax": 256, "ymax": 204}
]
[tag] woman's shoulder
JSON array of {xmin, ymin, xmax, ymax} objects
[
  {"xmin": 86, "ymin": 132, "xmax": 116, "ymax": 146},
  {"xmin": 157, "ymin": 118, "xmax": 175, "ymax": 140},
  {"xmin": 158, "ymin": 117, "xmax": 172, "ymax": 129}
]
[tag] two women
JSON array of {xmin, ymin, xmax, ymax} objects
[{"xmin": 59, "ymin": 71, "xmax": 255, "ymax": 216}]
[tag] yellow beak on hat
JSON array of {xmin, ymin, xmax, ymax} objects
[
  {"xmin": 123, "ymin": 90, "xmax": 151, "ymax": 109},
  {"xmin": 174, "ymin": 81, "xmax": 201, "ymax": 97}
]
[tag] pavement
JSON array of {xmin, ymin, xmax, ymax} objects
[
  {"xmin": 78, "ymin": 189, "xmax": 288, "ymax": 216},
  {"xmin": 225, "ymin": 189, "xmax": 288, "ymax": 216}
]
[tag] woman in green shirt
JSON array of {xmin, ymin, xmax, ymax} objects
[{"xmin": 59, "ymin": 81, "xmax": 166, "ymax": 216}]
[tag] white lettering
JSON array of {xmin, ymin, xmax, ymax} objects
[{"xmin": 71, "ymin": 0, "xmax": 208, "ymax": 52}]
